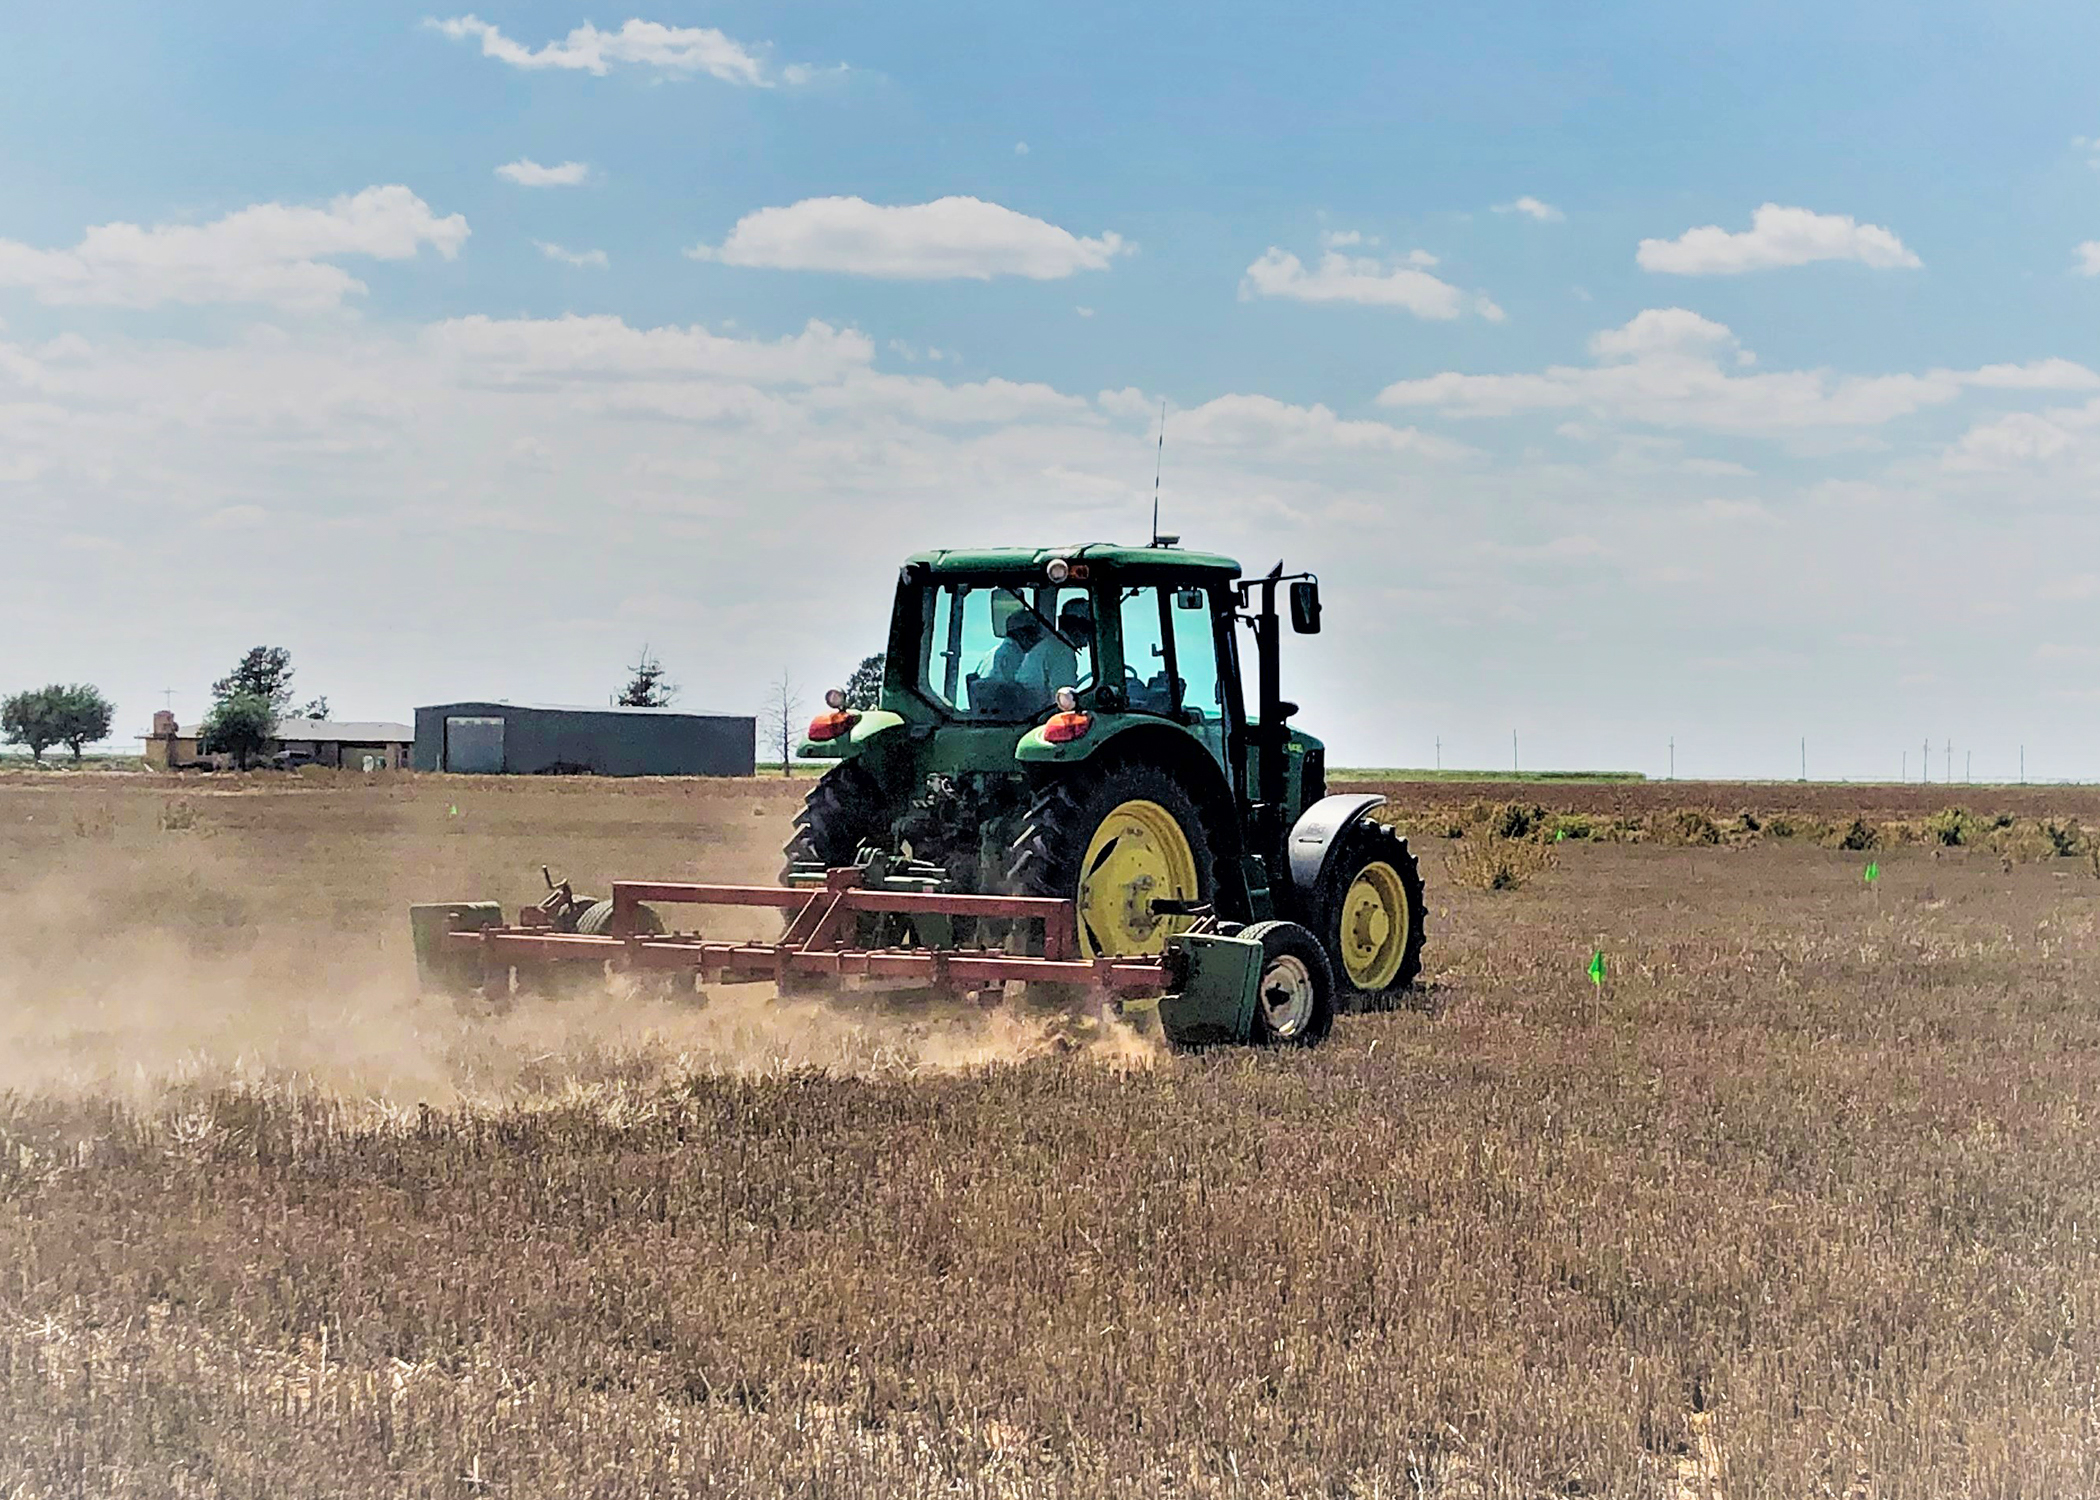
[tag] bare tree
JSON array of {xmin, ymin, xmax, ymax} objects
[{"xmin": 762, "ymin": 670, "xmax": 802, "ymax": 778}]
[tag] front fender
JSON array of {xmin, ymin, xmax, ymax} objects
[
  {"xmin": 1286, "ymin": 793, "xmax": 1387, "ymax": 912},
  {"xmin": 796, "ymin": 709, "xmax": 906, "ymax": 763}
]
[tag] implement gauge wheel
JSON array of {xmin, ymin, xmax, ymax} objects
[
  {"xmin": 1241, "ymin": 920, "xmax": 1335, "ymax": 1047},
  {"xmin": 1007, "ymin": 765, "xmax": 1218, "ymax": 959},
  {"xmin": 1319, "ymin": 820, "xmax": 1428, "ymax": 1009}
]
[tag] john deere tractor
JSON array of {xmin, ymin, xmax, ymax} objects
[{"xmin": 788, "ymin": 541, "xmax": 1426, "ymax": 1045}]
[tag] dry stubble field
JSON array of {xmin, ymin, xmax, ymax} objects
[{"xmin": 3, "ymin": 771, "xmax": 2099, "ymax": 1498}]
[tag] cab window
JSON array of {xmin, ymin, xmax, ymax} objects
[
  {"xmin": 1117, "ymin": 586, "xmax": 1174, "ymax": 714},
  {"xmin": 1168, "ymin": 586, "xmax": 1224, "ymax": 723},
  {"xmin": 922, "ymin": 582, "xmax": 1094, "ymax": 719}
]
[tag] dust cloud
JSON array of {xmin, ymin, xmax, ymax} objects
[{"xmin": 0, "ymin": 792, "xmax": 1159, "ymax": 1106}]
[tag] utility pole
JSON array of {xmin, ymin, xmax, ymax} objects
[
  {"xmin": 1800, "ymin": 737, "xmax": 1806, "ymax": 783},
  {"xmin": 1435, "ymin": 736, "xmax": 1440, "ymax": 772},
  {"xmin": 1923, "ymin": 737, "xmax": 1929, "ymax": 785},
  {"xmin": 1903, "ymin": 750, "xmax": 1908, "ymax": 782},
  {"xmin": 1966, "ymin": 750, "xmax": 1971, "ymax": 784},
  {"xmin": 1945, "ymin": 740, "xmax": 1952, "ymax": 783},
  {"xmin": 160, "ymin": 688, "xmax": 177, "ymax": 711},
  {"xmin": 2021, "ymin": 745, "xmax": 2026, "ymax": 784},
  {"xmin": 1668, "ymin": 737, "xmax": 1674, "ymax": 781},
  {"xmin": 1512, "ymin": 730, "xmax": 1518, "ymax": 775}
]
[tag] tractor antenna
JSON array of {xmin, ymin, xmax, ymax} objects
[{"xmin": 1151, "ymin": 399, "xmax": 1167, "ymax": 545}]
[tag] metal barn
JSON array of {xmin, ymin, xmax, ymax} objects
[{"xmin": 411, "ymin": 702, "xmax": 756, "ymax": 777}]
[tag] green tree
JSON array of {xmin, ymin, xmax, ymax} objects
[
  {"xmin": 616, "ymin": 647, "xmax": 677, "ymax": 708},
  {"xmin": 201, "ymin": 693, "xmax": 276, "ymax": 770},
  {"xmin": 843, "ymin": 653, "xmax": 885, "ymax": 711},
  {"xmin": 213, "ymin": 646, "xmax": 298, "ymax": 715},
  {"xmin": 2, "ymin": 687, "xmax": 63, "ymax": 763},
  {"xmin": 52, "ymin": 684, "xmax": 114, "ymax": 761}
]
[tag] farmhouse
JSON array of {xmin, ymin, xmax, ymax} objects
[
  {"xmin": 412, "ymin": 701, "xmax": 756, "ymax": 777},
  {"xmin": 142, "ymin": 710, "xmax": 413, "ymax": 771}
]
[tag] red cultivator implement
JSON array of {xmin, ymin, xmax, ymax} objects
[{"xmin": 410, "ymin": 861, "xmax": 1336, "ymax": 1047}]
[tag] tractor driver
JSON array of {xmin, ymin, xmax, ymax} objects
[{"xmin": 970, "ymin": 595, "xmax": 1083, "ymax": 716}]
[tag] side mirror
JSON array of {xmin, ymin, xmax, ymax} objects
[
  {"xmin": 1289, "ymin": 579, "xmax": 1321, "ymax": 634},
  {"xmin": 1173, "ymin": 587, "xmax": 1205, "ymax": 611}
]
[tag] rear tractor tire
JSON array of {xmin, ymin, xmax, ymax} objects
[
  {"xmin": 782, "ymin": 758, "xmax": 886, "ymax": 880},
  {"xmin": 1007, "ymin": 764, "xmax": 1219, "ymax": 959},
  {"xmin": 1319, "ymin": 820, "xmax": 1428, "ymax": 1010},
  {"xmin": 1241, "ymin": 920, "xmax": 1335, "ymax": 1046}
]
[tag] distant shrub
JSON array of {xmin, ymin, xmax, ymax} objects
[
  {"xmin": 2044, "ymin": 819, "xmax": 2086, "ymax": 858},
  {"xmin": 1551, "ymin": 813, "xmax": 1593, "ymax": 841},
  {"xmin": 1928, "ymin": 808, "xmax": 1976, "ymax": 847},
  {"xmin": 1665, "ymin": 809, "xmax": 1722, "ymax": 846},
  {"xmin": 1445, "ymin": 834, "xmax": 1555, "ymax": 891},
  {"xmin": 1491, "ymin": 801, "xmax": 1547, "ymax": 840},
  {"xmin": 1764, "ymin": 815, "xmax": 1797, "ymax": 840},
  {"xmin": 1735, "ymin": 810, "xmax": 1761, "ymax": 834},
  {"xmin": 1836, "ymin": 818, "xmax": 1879, "ymax": 852}
]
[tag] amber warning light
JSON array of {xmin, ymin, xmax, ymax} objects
[
  {"xmin": 807, "ymin": 687, "xmax": 859, "ymax": 742},
  {"xmin": 1044, "ymin": 687, "xmax": 1091, "ymax": 744}
]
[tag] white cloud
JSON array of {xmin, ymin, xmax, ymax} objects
[
  {"xmin": 1074, "ymin": 305, "xmax": 1095, "ymax": 318},
  {"xmin": 1173, "ymin": 393, "xmax": 1475, "ymax": 460},
  {"xmin": 428, "ymin": 15, "xmax": 775, "ymax": 85},
  {"xmin": 1637, "ymin": 204, "xmax": 1921, "ymax": 275},
  {"xmin": 2076, "ymin": 242, "xmax": 2100, "ymax": 277},
  {"xmin": 1320, "ymin": 229, "xmax": 1369, "ymax": 249},
  {"xmin": 1964, "ymin": 358, "xmax": 2100, "ymax": 390},
  {"xmin": 1494, "ymin": 196, "xmax": 1563, "ymax": 223},
  {"xmin": 534, "ymin": 241, "xmax": 608, "ymax": 269},
  {"xmin": 424, "ymin": 313, "xmax": 874, "ymax": 386},
  {"xmin": 1588, "ymin": 307, "xmax": 1736, "ymax": 359},
  {"xmin": 688, "ymin": 196, "xmax": 1130, "ymax": 280},
  {"xmin": 1378, "ymin": 308, "xmax": 2089, "ymax": 436},
  {"xmin": 1942, "ymin": 407, "xmax": 2090, "ymax": 471},
  {"xmin": 1240, "ymin": 247, "xmax": 1494, "ymax": 320},
  {"xmin": 497, "ymin": 159, "xmax": 590, "ymax": 187},
  {"xmin": 0, "ymin": 186, "xmax": 467, "ymax": 310},
  {"xmin": 1014, "ymin": 141, "xmax": 1030, "ymax": 156}
]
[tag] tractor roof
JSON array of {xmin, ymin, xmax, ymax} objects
[{"xmin": 907, "ymin": 543, "xmax": 1242, "ymax": 578}]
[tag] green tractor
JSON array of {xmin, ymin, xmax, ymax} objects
[{"xmin": 789, "ymin": 541, "xmax": 1427, "ymax": 1044}]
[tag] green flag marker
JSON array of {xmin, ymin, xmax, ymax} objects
[
  {"xmin": 1555, "ymin": 827, "xmax": 1566, "ymax": 842},
  {"xmin": 449, "ymin": 805, "xmax": 459, "ymax": 817},
  {"xmin": 1588, "ymin": 949, "xmax": 1606, "ymax": 987},
  {"xmin": 1864, "ymin": 861, "xmax": 1879, "ymax": 884}
]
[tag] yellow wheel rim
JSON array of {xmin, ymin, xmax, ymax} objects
[
  {"xmin": 1075, "ymin": 799, "xmax": 1201, "ymax": 958},
  {"xmin": 1338, "ymin": 861, "xmax": 1409, "ymax": 990}
]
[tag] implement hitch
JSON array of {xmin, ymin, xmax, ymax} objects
[{"xmin": 409, "ymin": 864, "xmax": 1273, "ymax": 1046}]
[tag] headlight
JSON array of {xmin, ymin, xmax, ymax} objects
[{"xmin": 1046, "ymin": 557, "xmax": 1070, "ymax": 583}]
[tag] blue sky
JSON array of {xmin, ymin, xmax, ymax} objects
[{"xmin": 4, "ymin": 2, "xmax": 2098, "ymax": 776}]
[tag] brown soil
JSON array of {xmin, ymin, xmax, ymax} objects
[{"xmin": 1, "ymin": 770, "xmax": 2096, "ymax": 1497}]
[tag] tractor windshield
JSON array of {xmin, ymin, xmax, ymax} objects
[{"xmin": 920, "ymin": 581, "xmax": 1095, "ymax": 719}]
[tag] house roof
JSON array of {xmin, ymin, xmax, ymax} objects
[{"xmin": 160, "ymin": 718, "xmax": 412, "ymax": 742}]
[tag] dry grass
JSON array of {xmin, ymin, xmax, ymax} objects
[{"xmin": 2, "ymin": 773, "xmax": 2099, "ymax": 1496}]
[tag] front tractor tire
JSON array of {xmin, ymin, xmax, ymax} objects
[
  {"xmin": 1007, "ymin": 764, "xmax": 1219, "ymax": 959},
  {"xmin": 1319, "ymin": 820, "xmax": 1428, "ymax": 1009}
]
